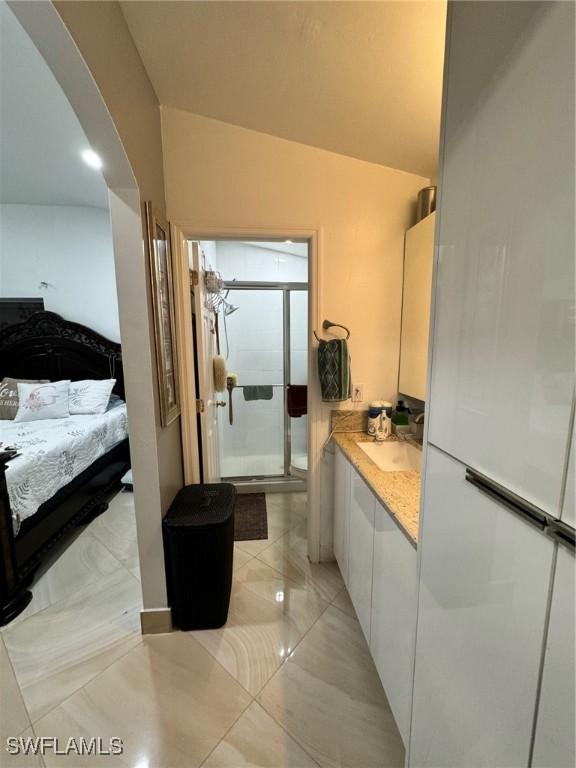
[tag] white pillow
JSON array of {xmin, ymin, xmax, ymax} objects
[
  {"xmin": 69, "ymin": 379, "xmax": 116, "ymax": 415},
  {"xmin": 106, "ymin": 393, "xmax": 125, "ymax": 411},
  {"xmin": 14, "ymin": 381, "xmax": 71, "ymax": 422}
]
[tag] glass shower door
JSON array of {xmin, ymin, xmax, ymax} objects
[
  {"xmin": 289, "ymin": 290, "xmax": 308, "ymax": 473},
  {"xmin": 219, "ymin": 289, "xmax": 285, "ymax": 478}
]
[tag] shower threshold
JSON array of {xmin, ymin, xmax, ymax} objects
[{"xmin": 224, "ymin": 475, "xmax": 306, "ymax": 495}]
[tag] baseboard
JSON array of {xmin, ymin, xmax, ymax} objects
[
  {"xmin": 319, "ymin": 542, "xmax": 335, "ymax": 563},
  {"xmin": 140, "ymin": 607, "xmax": 172, "ymax": 635}
]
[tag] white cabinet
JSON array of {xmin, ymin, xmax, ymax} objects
[
  {"xmin": 410, "ymin": 446, "xmax": 555, "ymax": 768},
  {"xmin": 333, "ymin": 451, "xmax": 420, "ymax": 748},
  {"xmin": 561, "ymin": 421, "xmax": 575, "ymax": 529},
  {"xmin": 426, "ymin": 1, "xmax": 575, "ymax": 516},
  {"xmin": 333, "ymin": 447, "xmax": 351, "ymax": 585},
  {"xmin": 370, "ymin": 501, "xmax": 417, "ymax": 746},
  {"xmin": 347, "ymin": 467, "xmax": 375, "ymax": 643},
  {"xmin": 399, "ymin": 212, "xmax": 435, "ymax": 401},
  {"xmin": 532, "ymin": 545, "xmax": 575, "ymax": 768}
]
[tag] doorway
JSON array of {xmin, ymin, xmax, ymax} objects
[
  {"xmin": 194, "ymin": 240, "xmax": 309, "ymax": 493},
  {"xmin": 172, "ymin": 225, "xmax": 321, "ymax": 564}
]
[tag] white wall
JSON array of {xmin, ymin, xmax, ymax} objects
[
  {"xmin": 162, "ymin": 109, "xmax": 428, "ymax": 406},
  {"xmin": 0, "ymin": 204, "xmax": 120, "ymax": 340},
  {"xmin": 162, "ymin": 109, "xmax": 428, "ymax": 558}
]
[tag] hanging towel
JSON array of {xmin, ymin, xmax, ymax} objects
[
  {"xmin": 317, "ymin": 339, "xmax": 351, "ymax": 402},
  {"xmin": 243, "ymin": 385, "xmax": 274, "ymax": 401},
  {"xmin": 287, "ymin": 385, "xmax": 307, "ymax": 417}
]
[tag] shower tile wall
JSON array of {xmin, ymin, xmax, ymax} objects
[
  {"xmin": 213, "ymin": 241, "xmax": 308, "ymax": 283},
  {"xmin": 201, "ymin": 241, "xmax": 308, "ymax": 478}
]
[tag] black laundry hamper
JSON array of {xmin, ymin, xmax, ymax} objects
[{"xmin": 163, "ymin": 483, "xmax": 236, "ymax": 630}]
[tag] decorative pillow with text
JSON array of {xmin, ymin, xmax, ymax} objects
[
  {"xmin": 0, "ymin": 377, "xmax": 50, "ymax": 420},
  {"xmin": 14, "ymin": 380, "xmax": 71, "ymax": 422}
]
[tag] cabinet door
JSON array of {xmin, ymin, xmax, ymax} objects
[
  {"xmin": 410, "ymin": 446, "xmax": 555, "ymax": 768},
  {"xmin": 532, "ymin": 545, "xmax": 575, "ymax": 768},
  {"xmin": 427, "ymin": 1, "xmax": 575, "ymax": 516},
  {"xmin": 348, "ymin": 468, "xmax": 375, "ymax": 642},
  {"xmin": 371, "ymin": 501, "xmax": 417, "ymax": 746},
  {"xmin": 333, "ymin": 447, "xmax": 351, "ymax": 585},
  {"xmin": 399, "ymin": 212, "xmax": 435, "ymax": 401},
  {"xmin": 561, "ymin": 420, "xmax": 575, "ymax": 529}
]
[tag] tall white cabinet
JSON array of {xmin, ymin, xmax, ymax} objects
[
  {"xmin": 411, "ymin": 447, "xmax": 555, "ymax": 767},
  {"xmin": 426, "ymin": 0, "xmax": 575, "ymax": 516},
  {"xmin": 410, "ymin": 2, "xmax": 575, "ymax": 766},
  {"xmin": 532, "ymin": 544, "xmax": 575, "ymax": 768},
  {"xmin": 532, "ymin": 421, "xmax": 575, "ymax": 768},
  {"xmin": 399, "ymin": 213, "xmax": 435, "ymax": 402}
]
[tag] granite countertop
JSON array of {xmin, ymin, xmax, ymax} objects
[{"xmin": 332, "ymin": 422, "xmax": 421, "ymax": 547}]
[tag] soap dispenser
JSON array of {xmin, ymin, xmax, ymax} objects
[{"xmin": 392, "ymin": 399, "xmax": 410, "ymax": 426}]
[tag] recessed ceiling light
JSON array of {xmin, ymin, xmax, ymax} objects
[
  {"xmin": 284, "ymin": 239, "xmax": 293, "ymax": 243},
  {"xmin": 81, "ymin": 149, "xmax": 103, "ymax": 170}
]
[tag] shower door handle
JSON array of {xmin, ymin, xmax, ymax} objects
[{"xmin": 228, "ymin": 390, "xmax": 234, "ymax": 425}]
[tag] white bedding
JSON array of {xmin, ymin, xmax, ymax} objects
[{"xmin": 0, "ymin": 404, "xmax": 128, "ymax": 531}]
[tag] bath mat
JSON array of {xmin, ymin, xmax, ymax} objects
[{"xmin": 234, "ymin": 493, "xmax": 268, "ymax": 541}]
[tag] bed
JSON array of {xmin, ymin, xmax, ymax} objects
[{"xmin": 0, "ymin": 312, "xmax": 131, "ymax": 625}]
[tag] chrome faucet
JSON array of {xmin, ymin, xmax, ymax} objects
[
  {"xmin": 411, "ymin": 412, "xmax": 425, "ymax": 443},
  {"xmin": 395, "ymin": 411, "xmax": 425, "ymax": 442}
]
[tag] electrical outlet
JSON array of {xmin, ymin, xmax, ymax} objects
[{"xmin": 352, "ymin": 383, "xmax": 364, "ymax": 402}]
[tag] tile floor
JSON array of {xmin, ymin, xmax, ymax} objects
[{"xmin": 0, "ymin": 490, "xmax": 404, "ymax": 768}]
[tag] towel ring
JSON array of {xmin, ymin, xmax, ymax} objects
[{"xmin": 313, "ymin": 319, "xmax": 351, "ymax": 341}]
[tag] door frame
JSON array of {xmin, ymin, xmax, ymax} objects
[{"xmin": 171, "ymin": 225, "xmax": 322, "ymax": 563}]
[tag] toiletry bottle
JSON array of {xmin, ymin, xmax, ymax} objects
[
  {"xmin": 392, "ymin": 399, "xmax": 410, "ymax": 426},
  {"xmin": 367, "ymin": 402, "xmax": 383, "ymax": 437},
  {"xmin": 376, "ymin": 401, "xmax": 392, "ymax": 440},
  {"xmin": 382, "ymin": 407, "xmax": 393, "ymax": 438},
  {"xmin": 375, "ymin": 401, "xmax": 391, "ymax": 441}
]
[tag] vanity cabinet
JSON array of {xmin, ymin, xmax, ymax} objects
[
  {"xmin": 371, "ymin": 503, "xmax": 417, "ymax": 746},
  {"xmin": 348, "ymin": 467, "xmax": 375, "ymax": 642},
  {"xmin": 333, "ymin": 447, "xmax": 351, "ymax": 586},
  {"xmin": 333, "ymin": 448, "xmax": 419, "ymax": 747}
]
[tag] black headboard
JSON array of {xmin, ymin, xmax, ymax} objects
[{"xmin": 0, "ymin": 312, "xmax": 125, "ymax": 400}]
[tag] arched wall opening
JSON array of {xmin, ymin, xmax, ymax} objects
[{"xmin": 6, "ymin": 0, "xmax": 181, "ymax": 627}]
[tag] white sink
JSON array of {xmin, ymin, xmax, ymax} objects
[{"xmin": 356, "ymin": 440, "xmax": 422, "ymax": 472}]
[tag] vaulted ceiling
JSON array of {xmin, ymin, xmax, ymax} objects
[
  {"xmin": 121, "ymin": 1, "xmax": 446, "ymax": 178},
  {"xmin": 0, "ymin": 2, "xmax": 109, "ymax": 208}
]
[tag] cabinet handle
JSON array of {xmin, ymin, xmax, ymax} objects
[
  {"xmin": 546, "ymin": 519, "xmax": 575, "ymax": 553},
  {"xmin": 465, "ymin": 468, "xmax": 549, "ymax": 531}
]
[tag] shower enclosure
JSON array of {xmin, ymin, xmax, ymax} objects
[{"xmin": 218, "ymin": 280, "xmax": 308, "ymax": 485}]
